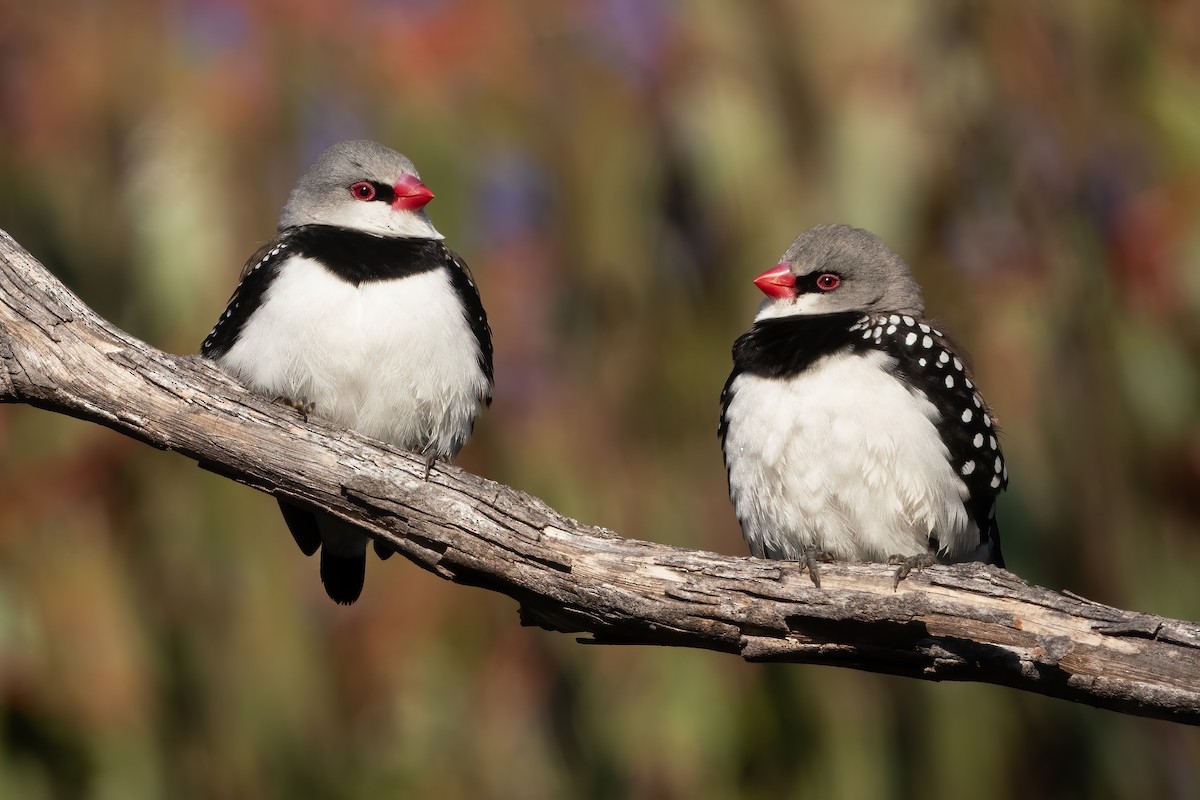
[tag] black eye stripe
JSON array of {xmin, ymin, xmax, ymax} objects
[
  {"xmin": 356, "ymin": 181, "xmax": 395, "ymax": 202},
  {"xmin": 373, "ymin": 181, "xmax": 395, "ymax": 202},
  {"xmin": 796, "ymin": 272, "xmax": 842, "ymax": 294}
]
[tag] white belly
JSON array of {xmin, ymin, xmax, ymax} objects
[
  {"xmin": 218, "ymin": 257, "xmax": 488, "ymax": 458},
  {"xmin": 723, "ymin": 350, "xmax": 975, "ymax": 561}
]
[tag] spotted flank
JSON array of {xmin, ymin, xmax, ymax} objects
[{"xmin": 851, "ymin": 312, "xmax": 1006, "ymax": 559}]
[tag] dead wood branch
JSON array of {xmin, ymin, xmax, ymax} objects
[{"xmin": 2, "ymin": 227, "xmax": 1198, "ymax": 725}]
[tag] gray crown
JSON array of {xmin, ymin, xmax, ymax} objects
[
  {"xmin": 278, "ymin": 140, "xmax": 421, "ymax": 230},
  {"xmin": 783, "ymin": 224, "xmax": 925, "ymax": 316}
]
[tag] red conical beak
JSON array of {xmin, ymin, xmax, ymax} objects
[
  {"xmin": 392, "ymin": 174, "xmax": 434, "ymax": 211},
  {"xmin": 753, "ymin": 263, "xmax": 797, "ymax": 299}
]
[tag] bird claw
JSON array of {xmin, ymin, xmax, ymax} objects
[
  {"xmin": 799, "ymin": 547, "xmax": 836, "ymax": 588},
  {"xmin": 421, "ymin": 453, "xmax": 437, "ymax": 481},
  {"xmin": 888, "ymin": 552, "xmax": 938, "ymax": 589},
  {"xmin": 275, "ymin": 396, "xmax": 315, "ymax": 422}
]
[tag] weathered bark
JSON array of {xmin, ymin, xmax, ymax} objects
[{"xmin": 2, "ymin": 227, "xmax": 1198, "ymax": 725}]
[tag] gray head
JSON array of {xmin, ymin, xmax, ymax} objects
[
  {"xmin": 278, "ymin": 139, "xmax": 442, "ymax": 240},
  {"xmin": 753, "ymin": 224, "xmax": 924, "ymax": 321}
]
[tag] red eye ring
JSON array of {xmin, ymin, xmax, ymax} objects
[
  {"xmin": 816, "ymin": 273, "xmax": 841, "ymax": 291},
  {"xmin": 349, "ymin": 181, "xmax": 376, "ymax": 201}
]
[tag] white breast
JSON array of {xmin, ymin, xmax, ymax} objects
[
  {"xmin": 723, "ymin": 350, "xmax": 975, "ymax": 561},
  {"xmin": 218, "ymin": 257, "xmax": 488, "ymax": 458}
]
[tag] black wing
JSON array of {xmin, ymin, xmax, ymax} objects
[
  {"xmin": 200, "ymin": 231, "xmax": 294, "ymax": 359},
  {"xmin": 440, "ymin": 244, "xmax": 494, "ymax": 403}
]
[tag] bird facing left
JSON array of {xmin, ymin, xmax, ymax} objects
[
  {"xmin": 201, "ymin": 139, "xmax": 494, "ymax": 604},
  {"xmin": 720, "ymin": 224, "xmax": 1005, "ymax": 586}
]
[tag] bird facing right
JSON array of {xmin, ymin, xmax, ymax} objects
[
  {"xmin": 719, "ymin": 224, "xmax": 1006, "ymax": 581},
  {"xmin": 202, "ymin": 140, "xmax": 493, "ymax": 605}
]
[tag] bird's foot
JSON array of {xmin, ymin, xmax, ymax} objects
[
  {"xmin": 799, "ymin": 547, "xmax": 837, "ymax": 588},
  {"xmin": 888, "ymin": 551, "xmax": 938, "ymax": 589},
  {"xmin": 421, "ymin": 452, "xmax": 438, "ymax": 481},
  {"xmin": 274, "ymin": 395, "xmax": 315, "ymax": 422}
]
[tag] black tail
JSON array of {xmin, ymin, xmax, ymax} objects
[
  {"xmin": 279, "ymin": 500, "xmax": 367, "ymax": 604},
  {"xmin": 277, "ymin": 499, "xmax": 321, "ymax": 556},
  {"xmin": 319, "ymin": 549, "xmax": 365, "ymax": 605}
]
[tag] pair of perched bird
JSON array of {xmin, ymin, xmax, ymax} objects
[{"xmin": 202, "ymin": 139, "xmax": 1005, "ymax": 604}]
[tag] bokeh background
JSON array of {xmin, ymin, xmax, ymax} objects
[{"xmin": 2, "ymin": 1, "xmax": 1199, "ymax": 798}]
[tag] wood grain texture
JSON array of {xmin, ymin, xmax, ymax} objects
[{"xmin": 2, "ymin": 227, "xmax": 1198, "ymax": 725}]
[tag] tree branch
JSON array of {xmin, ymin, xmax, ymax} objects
[{"xmin": 2, "ymin": 226, "xmax": 1198, "ymax": 725}]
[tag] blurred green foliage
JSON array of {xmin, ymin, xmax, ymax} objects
[{"xmin": 1, "ymin": 1, "xmax": 1199, "ymax": 798}]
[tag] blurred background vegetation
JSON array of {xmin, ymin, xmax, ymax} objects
[{"xmin": 1, "ymin": 1, "xmax": 1199, "ymax": 798}]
